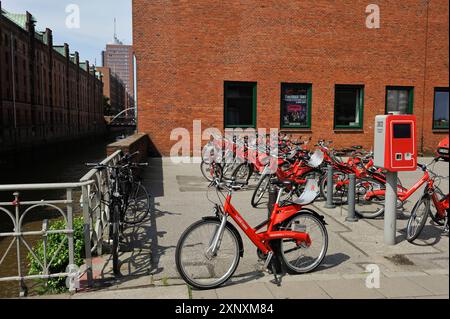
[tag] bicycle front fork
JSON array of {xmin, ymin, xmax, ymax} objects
[{"xmin": 206, "ymin": 209, "xmax": 228, "ymax": 258}]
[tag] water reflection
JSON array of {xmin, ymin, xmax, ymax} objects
[{"xmin": 0, "ymin": 131, "xmax": 130, "ymax": 298}]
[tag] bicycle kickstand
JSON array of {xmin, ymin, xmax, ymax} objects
[
  {"xmin": 270, "ymin": 262, "xmax": 281, "ymax": 287},
  {"xmin": 443, "ymin": 217, "xmax": 449, "ymax": 234}
]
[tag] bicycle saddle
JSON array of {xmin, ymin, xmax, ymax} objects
[{"xmin": 293, "ymin": 179, "xmax": 320, "ymax": 206}]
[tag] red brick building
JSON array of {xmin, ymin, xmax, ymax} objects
[
  {"xmin": 133, "ymin": 0, "xmax": 449, "ymax": 156},
  {"xmin": 0, "ymin": 3, "xmax": 105, "ymax": 153},
  {"xmin": 97, "ymin": 66, "xmax": 127, "ymax": 114}
]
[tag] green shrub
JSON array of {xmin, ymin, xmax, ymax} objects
[{"xmin": 27, "ymin": 217, "xmax": 85, "ymax": 294}]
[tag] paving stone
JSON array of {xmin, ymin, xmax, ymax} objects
[
  {"xmin": 408, "ymin": 275, "xmax": 449, "ymax": 296},
  {"xmin": 192, "ymin": 289, "xmax": 219, "ymax": 299},
  {"xmin": 72, "ymin": 285, "xmax": 189, "ymax": 299},
  {"xmin": 215, "ymin": 283, "xmax": 274, "ymax": 299},
  {"xmin": 415, "ymin": 295, "xmax": 449, "ymax": 299},
  {"xmin": 316, "ymin": 279, "xmax": 385, "ymax": 299},
  {"xmin": 376, "ymin": 277, "xmax": 434, "ymax": 298},
  {"xmin": 266, "ymin": 281, "xmax": 331, "ymax": 299}
]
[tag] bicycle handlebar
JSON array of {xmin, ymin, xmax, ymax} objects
[{"xmin": 85, "ymin": 162, "xmax": 148, "ymax": 169}]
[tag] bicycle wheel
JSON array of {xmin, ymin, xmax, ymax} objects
[
  {"xmin": 222, "ymin": 159, "xmax": 240, "ymax": 178},
  {"xmin": 320, "ymin": 171, "xmax": 349, "ymax": 205},
  {"xmin": 406, "ymin": 197, "xmax": 430, "ymax": 242},
  {"xmin": 430, "ymin": 187, "xmax": 446, "ymax": 226},
  {"xmin": 354, "ymin": 178, "xmax": 386, "ymax": 219},
  {"xmin": 175, "ymin": 219, "xmax": 241, "ymax": 289},
  {"xmin": 278, "ymin": 212, "xmax": 328, "ymax": 273},
  {"xmin": 123, "ymin": 182, "xmax": 151, "ymax": 225},
  {"xmin": 111, "ymin": 204, "xmax": 121, "ymax": 275},
  {"xmin": 251, "ymin": 174, "xmax": 271, "ymax": 208},
  {"xmin": 200, "ymin": 160, "xmax": 223, "ymax": 182},
  {"xmin": 232, "ymin": 163, "xmax": 253, "ymax": 184}
]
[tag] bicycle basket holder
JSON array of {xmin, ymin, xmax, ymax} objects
[{"xmin": 307, "ymin": 150, "xmax": 324, "ymax": 168}]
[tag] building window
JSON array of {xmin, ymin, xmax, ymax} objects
[
  {"xmin": 433, "ymin": 88, "xmax": 449, "ymax": 129},
  {"xmin": 280, "ymin": 83, "xmax": 312, "ymax": 129},
  {"xmin": 334, "ymin": 85, "xmax": 364, "ymax": 129},
  {"xmin": 386, "ymin": 86, "xmax": 414, "ymax": 114},
  {"xmin": 224, "ymin": 81, "xmax": 256, "ymax": 128}
]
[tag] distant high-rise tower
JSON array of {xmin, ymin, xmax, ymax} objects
[{"xmin": 102, "ymin": 18, "xmax": 134, "ymax": 99}]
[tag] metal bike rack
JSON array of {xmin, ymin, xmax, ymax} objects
[
  {"xmin": 267, "ymin": 184, "xmax": 277, "ymax": 220},
  {"xmin": 325, "ymin": 165, "xmax": 336, "ymax": 209},
  {"xmin": 346, "ymin": 174, "xmax": 358, "ymax": 222}
]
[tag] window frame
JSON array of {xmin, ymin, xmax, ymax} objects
[
  {"xmin": 385, "ymin": 86, "xmax": 414, "ymax": 115},
  {"xmin": 432, "ymin": 87, "xmax": 449, "ymax": 130},
  {"xmin": 224, "ymin": 81, "xmax": 257, "ymax": 129},
  {"xmin": 280, "ymin": 83, "xmax": 312, "ymax": 129},
  {"xmin": 333, "ymin": 84, "xmax": 365, "ymax": 130}
]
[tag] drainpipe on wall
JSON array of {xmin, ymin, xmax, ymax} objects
[
  {"xmin": 420, "ymin": 0, "xmax": 430, "ymax": 156},
  {"xmin": 10, "ymin": 32, "xmax": 17, "ymax": 129}
]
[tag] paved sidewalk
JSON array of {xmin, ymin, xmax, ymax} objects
[
  {"xmin": 33, "ymin": 270, "xmax": 448, "ymax": 299},
  {"xmin": 191, "ymin": 270, "xmax": 449, "ymax": 299},
  {"xmin": 31, "ymin": 157, "xmax": 449, "ymax": 299}
]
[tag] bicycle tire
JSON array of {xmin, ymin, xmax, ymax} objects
[
  {"xmin": 406, "ymin": 196, "xmax": 430, "ymax": 242},
  {"xmin": 251, "ymin": 174, "xmax": 271, "ymax": 208},
  {"xmin": 278, "ymin": 212, "xmax": 328, "ymax": 273},
  {"xmin": 200, "ymin": 160, "xmax": 223, "ymax": 182},
  {"xmin": 111, "ymin": 204, "xmax": 121, "ymax": 275},
  {"xmin": 320, "ymin": 171, "xmax": 349, "ymax": 205},
  {"xmin": 123, "ymin": 182, "xmax": 151, "ymax": 225},
  {"xmin": 175, "ymin": 219, "xmax": 241, "ymax": 290},
  {"xmin": 429, "ymin": 187, "xmax": 446, "ymax": 226},
  {"xmin": 231, "ymin": 163, "xmax": 254, "ymax": 185},
  {"xmin": 354, "ymin": 178, "xmax": 386, "ymax": 219}
]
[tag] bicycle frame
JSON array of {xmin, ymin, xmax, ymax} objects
[
  {"xmin": 433, "ymin": 193, "xmax": 449, "ymax": 219},
  {"xmin": 365, "ymin": 170, "xmax": 431, "ymax": 202},
  {"xmin": 222, "ymin": 192, "xmax": 311, "ymax": 255}
]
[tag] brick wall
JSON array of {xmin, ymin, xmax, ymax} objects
[
  {"xmin": 0, "ymin": 2, "xmax": 105, "ymax": 152},
  {"xmin": 133, "ymin": 0, "xmax": 449, "ymax": 156}
]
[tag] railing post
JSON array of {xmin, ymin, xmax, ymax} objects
[
  {"xmin": 346, "ymin": 174, "xmax": 358, "ymax": 222},
  {"xmin": 81, "ymin": 185, "xmax": 93, "ymax": 287},
  {"xmin": 325, "ymin": 165, "xmax": 336, "ymax": 209},
  {"xmin": 66, "ymin": 188, "xmax": 75, "ymax": 292},
  {"xmin": 13, "ymin": 192, "xmax": 27, "ymax": 297}
]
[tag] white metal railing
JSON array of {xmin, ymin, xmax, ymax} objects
[{"xmin": 0, "ymin": 150, "xmax": 123, "ymax": 297}]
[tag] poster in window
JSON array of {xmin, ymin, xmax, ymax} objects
[{"xmin": 282, "ymin": 86, "xmax": 309, "ymax": 127}]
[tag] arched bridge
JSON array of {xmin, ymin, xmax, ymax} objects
[{"xmin": 107, "ymin": 108, "xmax": 137, "ymax": 127}]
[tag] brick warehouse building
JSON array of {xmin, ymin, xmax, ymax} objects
[
  {"xmin": 97, "ymin": 66, "xmax": 128, "ymax": 115},
  {"xmin": 133, "ymin": 0, "xmax": 449, "ymax": 156},
  {"xmin": 0, "ymin": 3, "xmax": 105, "ymax": 153}
]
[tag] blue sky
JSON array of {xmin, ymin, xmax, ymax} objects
[{"xmin": 1, "ymin": 0, "xmax": 132, "ymax": 66}]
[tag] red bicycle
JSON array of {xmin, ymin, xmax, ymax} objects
[
  {"xmin": 358, "ymin": 158, "xmax": 448, "ymax": 220},
  {"xmin": 175, "ymin": 178, "xmax": 328, "ymax": 289},
  {"xmin": 251, "ymin": 149, "xmax": 325, "ymax": 208},
  {"xmin": 405, "ymin": 160, "xmax": 448, "ymax": 242}
]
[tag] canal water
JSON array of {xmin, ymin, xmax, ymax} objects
[{"xmin": 0, "ymin": 129, "xmax": 132, "ymax": 298}]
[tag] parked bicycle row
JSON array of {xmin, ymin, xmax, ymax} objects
[
  {"xmin": 174, "ymin": 134, "xmax": 448, "ymax": 289},
  {"xmin": 85, "ymin": 151, "xmax": 150, "ymax": 275},
  {"xmin": 200, "ymin": 133, "xmax": 448, "ymax": 226}
]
